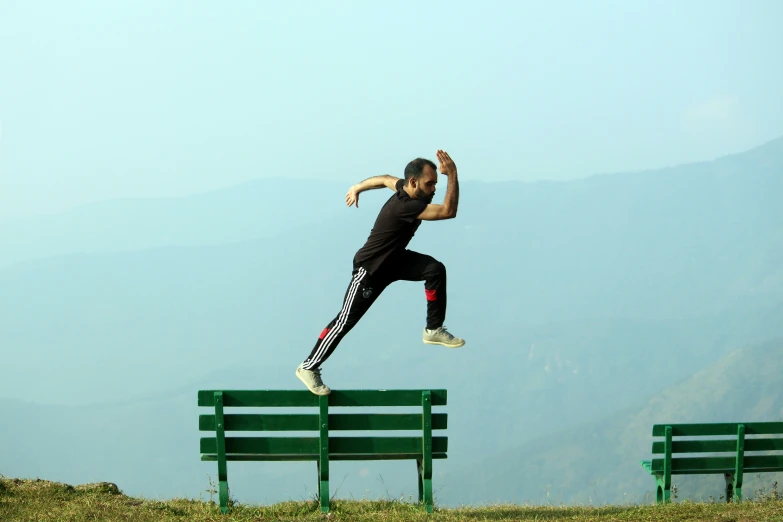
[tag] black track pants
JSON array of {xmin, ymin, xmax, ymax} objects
[{"xmin": 302, "ymin": 250, "xmax": 447, "ymax": 370}]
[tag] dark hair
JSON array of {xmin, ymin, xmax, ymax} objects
[{"xmin": 404, "ymin": 158, "xmax": 437, "ymax": 183}]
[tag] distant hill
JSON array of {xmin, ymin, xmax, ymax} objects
[
  {"xmin": 0, "ymin": 178, "xmax": 346, "ymax": 269},
  {"xmin": 1, "ymin": 138, "xmax": 782, "ymax": 506},
  {"xmin": 441, "ymin": 337, "xmax": 783, "ymax": 506},
  {"xmin": 1, "ymin": 137, "xmax": 781, "ymax": 402},
  {"xmin": 2, "ymin": 135, "xmax": 781, "ymax": 279}
]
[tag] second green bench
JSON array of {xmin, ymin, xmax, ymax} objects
[{"xmin": 641, "ymin": 421, "xmax": 783, "ymax": 503}]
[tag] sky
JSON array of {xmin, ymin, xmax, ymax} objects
[{"xmin": 0, "ymin": 0, "xmax": 781, "ymax": 219}]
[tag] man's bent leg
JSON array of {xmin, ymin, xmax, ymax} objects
[{"xmin": 395, "ymin": 251, "xmax": 465, "ymax": 348}]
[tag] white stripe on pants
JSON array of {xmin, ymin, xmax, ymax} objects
[{"xmin": 303, "ymin": 267, "xmax": 367, "ymax": 369}]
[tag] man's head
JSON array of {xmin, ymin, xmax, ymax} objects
[{"xmin": 404, "ymin": 158, "xmax": 438, "ymax": 204}]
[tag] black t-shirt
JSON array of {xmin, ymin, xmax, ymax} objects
[{"xmin": 353, "ymin": 179, "xmax": 429, "ymax": 274}]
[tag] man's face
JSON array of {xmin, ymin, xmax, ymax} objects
[{"xmin": 413, "ymin": 165, "xmax": 437, "ymax": 204}]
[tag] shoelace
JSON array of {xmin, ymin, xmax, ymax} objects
[
  {"xmin": 438, "ymin": 326, "xmax": 454, "ymax": 339},
  {"xmin": 311, "ymin": 368, "xmax": 325, "ymax": 386}
]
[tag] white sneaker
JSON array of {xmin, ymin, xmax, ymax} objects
[
  {"xmin": 295, "ymin": 364, "xmax": 331, "ymax": 395},
  {"xmin": 423, "ymin": 326, "xmax": 465, "ymax": 348}
]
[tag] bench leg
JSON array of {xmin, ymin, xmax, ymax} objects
[
  {"xmin": 218, "ymin": 478, "xmax": 229, "ymax": 514},
  {"xmin": 724, "ymin": 473, "xmax": 741, "ymax": 503},
  {"xmin": 416, "ymin": 459, "xmax": 424, "ymax": 504},
  {"xmin": 655, "ymin": 475, "xmax": 670, "ymax": 504},
  {"xmin": 317, "ymin": 461, "xmax": 330, "ymax": 513},
  {"xmin": 214, "ymin": 392, "xmax": 230, "ymax": 514},
  {"xmin": 417, "ymin": 458, "xmax": 433, "ymax": 513},
  {"xmin": 217, "ymin": 455, "xmax": 229, "ymax": 514}
]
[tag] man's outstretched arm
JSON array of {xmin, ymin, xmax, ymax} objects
[{"xmin": 345, "ymin": 174, "xmax": 400, "ymax": 207}]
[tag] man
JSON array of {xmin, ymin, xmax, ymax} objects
[{"xmin": 296, "ymin": 150, "xmax": 465, "ymax": 395}]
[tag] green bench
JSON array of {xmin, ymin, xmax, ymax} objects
[
  {"xmin": 198, "ymin": 389, "xmax": 448, "ymax": 514},
  {"xmin": 641, "ymin": 422, "xmax": 783, "ymax": 503}
]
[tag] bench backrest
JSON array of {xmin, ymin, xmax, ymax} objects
[
  {"xmin": 199, "ymin": 389, "xmax": 448, "ymax": 458},
  {"xmin": 648, "ymin": 422, "xmax": 783, "ymax": 475}
]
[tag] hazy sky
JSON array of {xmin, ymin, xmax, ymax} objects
[{"xmin": 1, "ymin": 0, "xmax": 781, "ymax": 218}]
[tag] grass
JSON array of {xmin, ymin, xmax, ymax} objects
[{"xmin": 2, "ymin": 477, "xmax": 783, "ymax": 522}]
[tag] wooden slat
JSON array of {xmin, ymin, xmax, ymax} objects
[
  {"xmin": 199, "ymin": 413, "xmax": 448, "ymax": 432},
  {"xmin": 198, "ymin": 390, "xmax": 447, "ymax": 407},
  {"xmin": 330, "ymin": 413, "xmax": 447, "ymax": 431},
  {"xmin": 652, "ymin": 439, "xmax": 734, "ymax": 454},
  {"xmin": 651, "ymin": 438, "xmax": 783, "ymax": 454},
  {"xmin": 648, "ymin": 455, "xmax": 783, "ymax": 473},
  {"xmin": 739, "ymin": 438, "xmax": 783, "ymax": 453},
  {"xmin": 200, "ymin": 414, "xmax": 316, "ymax": 431},
  {"xmin": 201, "ymin": 453, "xmax": 449, "ymax": 462},
  {"xmin": 650, "ymin": 456, "xmax": 732, "ymax": 473},
  {"xmin": 201, "ymin": 437, "xmax": 318, "ymax": 455},
  {"xmin": 741, "ymin": 455, "xmax": 783, "ymax": 471},
  {"xmin": 200, "ymin": 436, "xmax": 448, "ymax": 455},
  {"xmin": 652, "ymin": 422, "xmax": 783, "ymax": 437},
  {"xmin": 331, "ymin": 436, "xmax": 447, "ymax": 454}
]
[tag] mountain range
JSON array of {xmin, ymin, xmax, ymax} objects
[{"xmin": 1, "ymin": 136, "xmax": 781, "ymax": 506}]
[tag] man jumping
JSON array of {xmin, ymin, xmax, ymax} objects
[{"xmin": 296, "ymin": 150, "xmax": 465, "ymax": 395}]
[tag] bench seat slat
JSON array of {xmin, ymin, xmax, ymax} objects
[
  {"xmin": 198, "ymin": 390, "xmax": 447, "ymax": 407},
  {"xmin": 652, "ymin": 422, "xmax": 783, "ymax": 437},
  {"xmin": 651, "ymin": 438, "xmax": 783, "ymax": 454},
  {"xmin": 199, "ymin": 413, "xmax": 448, "ymax": 432},
  {"xmin": 201, "ymin": 453, "xmax": 448, "ymax": 462},
  {"xmin": 647, "ymin": 455, "xmax": 783, "ymax": 473},
  {"xmin": 200, "ymin": 436, "xmax": 448, "ymax": 455}
]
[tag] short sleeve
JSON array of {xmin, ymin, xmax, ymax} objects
[
  {"xmin": 395, "ymin": 178, "xmax": 404, "ymax": 191},
  {"xmin": 397, "ymin": 197, "xmax": 429, "ymax": 223}
]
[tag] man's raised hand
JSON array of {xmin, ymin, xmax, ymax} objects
[{"xmin": 437, "ymin": 150, "xmax": 457, "ymax": 176}]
